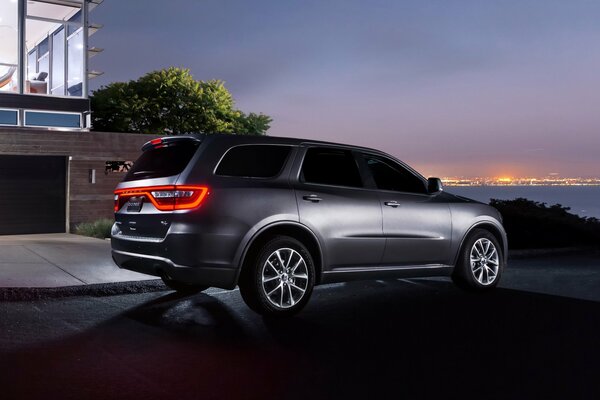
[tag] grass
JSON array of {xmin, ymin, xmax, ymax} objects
[{"xmin": 75, "ymin": 218, "xmax": 113, "ymax": 239}]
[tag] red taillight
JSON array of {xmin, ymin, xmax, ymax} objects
[{"xmin": 113, "ymin": 185, "xmax": 209, "ymax": 212}]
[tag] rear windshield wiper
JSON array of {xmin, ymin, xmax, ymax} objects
[{"xmin": 133, "ymin": 170, "xmax": 156, "ymax": 176}]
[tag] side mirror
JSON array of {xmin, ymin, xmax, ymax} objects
[{"xmin": 427, "ymin": 177, "xmax": 443, "ymax": 194}]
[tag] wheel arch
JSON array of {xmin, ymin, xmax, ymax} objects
[
  {"xmin": 235, "ymin": 221, "xmax": 324, "ymax": 286},
  {"xmin": 453, "ymin": 221, "xmax": 508, "ymax": 267}
]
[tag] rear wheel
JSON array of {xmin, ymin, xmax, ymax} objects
[
  {"xmin": 452, "ymin": 229, "xmax": 503, "ymax": 291},
  {"xmin": 160, "ymin": 276, "xmax": 208, "ymax": 293},
  {"xmin": 239, "ymin": 236, "xmax": 315, "ymax": 317}
]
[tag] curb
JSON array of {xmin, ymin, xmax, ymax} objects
[{"xmin": 0, "ymin": 279, "xmax": 168, "ymax": 302}]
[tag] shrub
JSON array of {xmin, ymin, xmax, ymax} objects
[
  {"xmin": 490, "ymin": 198, "xmax": 600, "ymax": 249},
  {"xmin": 75, "ymin": 218, "xmax": 113, "ymax": 239}
]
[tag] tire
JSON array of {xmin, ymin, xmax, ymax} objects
[
  {"xmin": 239, "ymin": 235, "xmax": 316, "ymax": 317},
  {"xmin": 161, "ymin": 276, "xmax": 208, "ymax": 293},
  {"xmin": 452, "ymin": 228, "xmax": 504, "ymax": 291}
]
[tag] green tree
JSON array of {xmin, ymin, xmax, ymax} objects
[{"xmin": 91, "ymin": 67, "xmax": 272, "ymax": 135}]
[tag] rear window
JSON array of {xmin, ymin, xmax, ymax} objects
[
  {"xmin": 124, "ymin": 142, "xmax": 200, "ymax": 182},
  {"xmin": 215, "ymin": 145, "xmax": 291, "ymax": 178}
]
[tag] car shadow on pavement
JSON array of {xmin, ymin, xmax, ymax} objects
[
  {"xmin": 2, "ymin": 279, "xmax": 600, "ymax": 400},
  {"xmin": 123, "ymin": 290, "xmax": 253, "ymax": 342}
]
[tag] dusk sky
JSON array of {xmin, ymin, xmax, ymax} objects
[{"xmin": 90, "ymin": 0, "xmax": 600, "ymax": 178}]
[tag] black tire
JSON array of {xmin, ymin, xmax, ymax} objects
[
  {"xmin": 452, "ymin": 228, "xmax": 504, "ymax": 291},
  {"xmin": 239, "ymin": 235, "xmax": 316, "ymax": 317},
  {"xmin": 160, "ymin": 276, "xmax": 208, "ymax": 293}
]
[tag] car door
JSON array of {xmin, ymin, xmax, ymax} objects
[
  {"xmin": 359, "ymin": 152, "xmax": 452, "ymax": 266},
  {"xmin": 294, "ymin": 146, "xmax": 385, "ymax": 270}
]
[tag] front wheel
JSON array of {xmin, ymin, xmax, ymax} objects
[
  {"xmin": 452, "ymin": 229, "xmax": 504, "ymax": 291},
  {"xmin": 239, "ymin": 236, "xmax": 315, "ymax": 317}
]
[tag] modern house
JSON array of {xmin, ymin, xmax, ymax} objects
[
  {"xmin": 0, "ymin": 0, "xmax": 101, "ymax": 128},
  {"xmin": 0, "ymin": 0, "xmax": 150, "ymax": 235}
]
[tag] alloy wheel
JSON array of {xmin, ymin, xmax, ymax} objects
[
  {"xmin": 261, "ymin": 248, "xmax": 309, "ymax": 309},
  {"xmin": 470, "ymin": 238, "xmax": 499, "ymax": 285}
]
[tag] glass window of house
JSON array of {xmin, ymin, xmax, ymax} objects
[
  {"xmin": 27, "ymin": 1, "xmax": 81, "ymax": 22},
  {"xmin": 25, "ymin": 19, "xmax": 57, "ymax": 94},
  {"xmin": 25, "ymin": 0, "xmax": 82, "ymax": 97},
  {"xmin": 27, "ymin": 51, "xmax": 37, "ymax": 80},
  {"xmin": 67, "ymin": 29, "xmax": 84, "ymax": 96},
  {"xmin": 0, "ymin": 109, "xmax": 19, "ymax": 126},
  {"xmin": 51, "ymin": 28, "xmax": 65, "ymax": 95},
  {"xmin": 37, "ymin": 38, "xmax": 50, "ymax": 95},
  {"xmin": 25, "ymin": 111, "xmax": 81, "ymax": 128},
  {"xmin": 67, "ymin": 10, "xmax": 82, "ymax": 35},
  {"xmin": 0, "ymin": 0, "xmax": 19, "ymax": 93}
]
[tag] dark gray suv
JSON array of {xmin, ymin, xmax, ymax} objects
[{"xmin": 112, "ymin": 134, "xmax": 507, "ymax": 316}]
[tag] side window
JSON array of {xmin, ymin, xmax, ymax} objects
[
  {"xmin": 215, "ymin": 145, "xmax": 291, "ymax": 178},
  {"xmin": 362, "ymin": 154, "xmax": 427, "ymax": 194},
  {"xmin": 301, "ymin": 147, "xmax": 363, "ymax": 188}
]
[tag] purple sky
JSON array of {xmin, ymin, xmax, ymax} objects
[{"xmin": 90, "ymin": 0, "xmax": 600, "ymax": 178}]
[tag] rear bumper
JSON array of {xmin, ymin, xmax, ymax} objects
[{"xmin": 111, "ymin": 249, "xmax": 238, "ymax": 290}]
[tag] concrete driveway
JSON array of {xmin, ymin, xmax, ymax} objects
[{"xmin": 0, "ymin": 233, "xmax": 154, "ymax": 288}]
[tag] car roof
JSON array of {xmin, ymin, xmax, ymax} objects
[
  {"xmin": 164, "ymin": 133, "xmax": 390, "ymax": 155},
  {"xmin": 194, "ymin": 133, "xmax": 426, "ymax": 181},
  {"xmin": 148, "ymin": 133, "xmax": 427, "ymax": 182}
]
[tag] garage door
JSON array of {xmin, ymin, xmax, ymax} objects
[{"xmin": 0, "ymin": 155, "xmax": 67, "ymax": 235}]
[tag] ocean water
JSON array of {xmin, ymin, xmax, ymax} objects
[{"xmin": 446, "ymin": 186, "xmax": 600, "ymax": 219}]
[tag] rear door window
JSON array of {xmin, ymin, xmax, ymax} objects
[
  {"xmin": 124, "ymin": 142, "xmax": 200, "ymax": 182},
  {"xmin": 301, "ymin": 147, "xmax": 363, "ymax": 188},
  {"xmin": 215, "ymin": 145, "xmax": 292, "ymax": 178}
]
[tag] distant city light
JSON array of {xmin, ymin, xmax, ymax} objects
[
  {"xmin": 497, "ymin": 177, "xmax": 513, "ymax": 183},
  {"xmin": 441, "ymin": 176, "xmax": 600, "ymax": 186}
]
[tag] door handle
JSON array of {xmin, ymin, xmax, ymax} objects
[
  {"xmin": 384, "ymin": 201, "xmax": 400, "ymax": 208},
  {"xmin": 303, "ymin": 194, "xmax": 322, "ymax": 203}
]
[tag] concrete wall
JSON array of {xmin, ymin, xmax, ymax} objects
[{"xmin": 0, "ymin": 128, "xmax": 155, "ymax": 231}]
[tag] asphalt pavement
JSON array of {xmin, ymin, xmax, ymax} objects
[{"xmin": 1, "ymin": 250, "xmax": 599, "ymax": 399}]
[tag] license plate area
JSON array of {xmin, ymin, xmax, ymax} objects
[{"xmin": 126, "ymin": 196, "xmax": 144, "ymax": 212}]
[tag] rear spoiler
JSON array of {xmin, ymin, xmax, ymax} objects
[{"xmin": 141, "ymin": 136, "xmax": 203, "ymax": 152}]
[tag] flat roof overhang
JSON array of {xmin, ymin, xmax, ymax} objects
[{"xmin": 0, "ymin": 93, "xmax": 89, "ymax": 113}]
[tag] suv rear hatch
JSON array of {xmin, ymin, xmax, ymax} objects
[{"xmin": 113, "ymin": 136, "xmax": 204, "ymax": 240}]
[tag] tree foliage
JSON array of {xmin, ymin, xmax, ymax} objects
[
  {"xmin": 490, "ymin": 198, "xmax": 600, "ymax": 249},
  {"xmin": 90, "ymin": 67, "xmax": 271, "ymax": 135}
]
